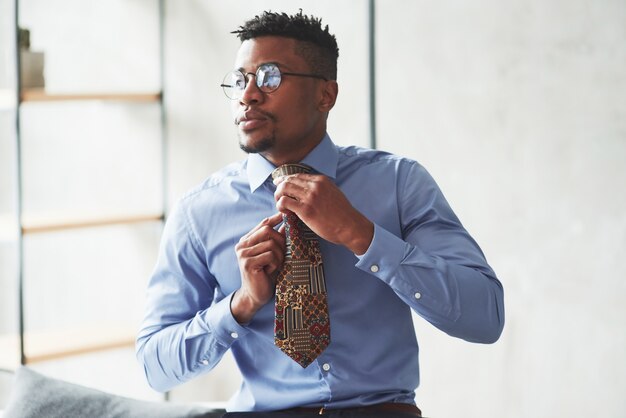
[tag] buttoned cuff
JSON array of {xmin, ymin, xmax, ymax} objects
[
  {"xmin": 205, "ymin": 292, "xmax": 250, "ymax": 346},
  {"xmin": 355, "ymin": 223, "xmax": 406, "ymax": 281}
]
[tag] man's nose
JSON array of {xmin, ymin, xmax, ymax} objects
[{"xmin": 240, "ymin": 74, "xmax": 264, "ymax": 106}]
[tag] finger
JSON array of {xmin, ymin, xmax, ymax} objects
[
  {"xmin": 274, "ymin": 179, "xmax": 310, "ymax": 204},
  {"xmin": 239, "ymin": 226, "xmax": 285, "ymax": 253},
  {"xmin": 253, "ymin": 230, "xmax": 286, "ymax": 270},
  {"xmin": 264, "ymin": 245, "xmax": 285, "ymax": 274},
  {"xmin": 251, "ymin": 212, "xmax": 284, "ymax": 233},
  {"xmin": 241, "ymin": 212, "xmax": 285, "ymax": 240},
  {"xmin": 240, "ymin": 221, "xmax": 268, "ymax": 241},
  {"xmin": 241, "ymin": 251, "xmax": 281, "ymax": 274},
  {"xmin": 254, "ymin": 223, "xmax": 286, "ymax": 246},
  {"xmin": 240, "ymin": 243, "xmax": 284, "ymax": 274},
  {"xmin": 275, "ymin": 194, "xmax": 303, "ymax": 215},
  {"xmin": 246, "ymin": 224, "xmax": 287, "ymax": 251},
  {"xmin": 265, "ymin": 211, "xmax": 286, "ymax": 226},
  {"xmin": 271, "ymin": 225, "xmax": 286, "ymax": 247}
]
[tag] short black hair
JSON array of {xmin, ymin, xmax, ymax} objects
[{"xmin": 232, "ymin": 10, "xmax": 339, "ymax": 80}]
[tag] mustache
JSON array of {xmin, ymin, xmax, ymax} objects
[{"xmin": 235, "ymin": 108, "xmax": 277, "ymax": 125}]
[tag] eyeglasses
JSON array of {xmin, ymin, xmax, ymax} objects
[{"xmin": 220, "ymin": 62, "xmax": 328, "ymax": 100}]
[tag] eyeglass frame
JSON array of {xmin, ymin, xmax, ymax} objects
[{"xmin": 220, "ymin": 62, "xmax": 329, "ymax": 100}]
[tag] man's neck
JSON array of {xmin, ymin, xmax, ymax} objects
[{"xmin": 261, "ymin": 134, "xmax": 326, "ymax": 167}]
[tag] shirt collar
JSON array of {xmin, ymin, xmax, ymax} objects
[{"xmin": 247, "ymin": 133, "xmax": 338, "ymax": 193}]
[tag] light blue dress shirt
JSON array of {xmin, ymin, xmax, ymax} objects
[{"xmin": 136, "ymin": 134, "xmax": 504, "ymax": 412}]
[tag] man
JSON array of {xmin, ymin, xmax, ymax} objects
[{"xmin": 136, "ymin": 11, "xmax": 504, "ymax": 417}]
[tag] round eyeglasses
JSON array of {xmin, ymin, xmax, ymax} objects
[{"xmin": 220, "ymin": 63, "xmax": 328, "ymax": 100}]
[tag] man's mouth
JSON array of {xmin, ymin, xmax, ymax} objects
[{"xmin": 236, "ymin": 110, "xmax": 274, "ymax": 131}]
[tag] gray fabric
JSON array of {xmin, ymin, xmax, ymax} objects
[
  {"xmin": 3, "ymin": 367, "xmax": 224, "ymax": 418},
  {"xmin": 223, "ymin": 413, "xmax": 419, "ymax": 418}
]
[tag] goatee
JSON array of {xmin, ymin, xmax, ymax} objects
[{"xmin": 239, "ymin": 135, "xmax": 275, "ymax": 154}]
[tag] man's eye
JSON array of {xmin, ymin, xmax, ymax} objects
[{"xmin": 265, "ymin": 75, "xmax": 280, "ymax": 88}]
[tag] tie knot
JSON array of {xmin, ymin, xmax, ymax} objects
[{"xmin": 271, "ymin": 163, "xmax": 312, "ymax": 180}]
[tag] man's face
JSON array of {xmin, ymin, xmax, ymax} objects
[{"xmin": 231, "ymin": 36, "xmax": 329, "ymax": 165}]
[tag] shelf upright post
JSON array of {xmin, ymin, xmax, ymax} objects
[
  {"xmin": 13, "ymin": 0, "xmax": 26, "ymax": 366},
  {"xmin": 368, "ymin": 0, "xmax": 377, "ymax": 150},
  {"xmin": 158, "ymin": 0, "xmax": 168, "ymax": 221},
  {"xmin": 158, "ymin": 0, "xmax": 170, "ymax": 402}
]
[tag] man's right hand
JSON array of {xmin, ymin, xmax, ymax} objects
[{"xmin": 231, "ymin": 212, "xmax": 286, "ymax": 324}]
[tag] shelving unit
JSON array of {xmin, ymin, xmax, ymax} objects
[
  {"xmin": 20, "ymin": 212, "xmax": 164, "ymax": 235},
  {"xmin": 3, "ymin": 0, "xmax": 167, "ymax": 368},
  {"xmin": 20, "ymin": 89, "xmax": 162, "ymax": 103}
]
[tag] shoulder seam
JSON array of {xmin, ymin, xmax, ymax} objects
[{"xmin": 180, "ymin": 165, "xmax": 245, "ymax": 202}]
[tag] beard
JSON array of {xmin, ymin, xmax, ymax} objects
[
  {"xmin": 238, "ymin": 133, "xmax": 275, "ymax": 154},
  {"xmin": 235, "ymin": 108, "xmax": 278, "ymax": 154}
]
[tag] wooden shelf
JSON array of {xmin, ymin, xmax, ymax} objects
[
  {"xmin": 0, "ymin": 325, "xmax": 137, "ymax": 369},
  {"xmin": 20, "ymin": 212, "xmax": 164, "ymax": 234},
  {"xmin": 2, "ymin": 212, "xmax": 165, "ymax": 240},
  {"xmin": 20, "ymin": 89, "xmax": 162, "ymax": 103}
]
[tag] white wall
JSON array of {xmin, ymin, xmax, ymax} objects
[
  {"xmin": 376, "ymin": 1, "xmax": 626, "ymax": 416},
  {"xmin": 164, "ymin": 1, "xmax": 626, "ymax": 417}
]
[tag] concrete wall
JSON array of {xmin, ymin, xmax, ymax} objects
[
  {"xmin": 375, "ymin": 1, "xmax": 626, "ymax": 416},
  {"xmin": 1, "ymin": 0, "xmax": 624, "ymax": 416}
]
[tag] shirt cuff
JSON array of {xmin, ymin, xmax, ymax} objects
[
  {"xmin": 204, "ymin": 292, "xmax": 250, "ymax": 346},
  {"xmin": 355, "ymin": 223, "xmax": 406, "ymax": 282}
]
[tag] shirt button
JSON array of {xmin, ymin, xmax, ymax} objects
[
  {"xmin": 322, "ymin": 363, "xmax": 331, "ymax": 372},
  {"xmin": 230, "ymin": 332, "xmax": 239, "ymax": 339},
  {"xmin": 201, "ymin": 360, "xmax": 209, "ymax": 366},
  {"xmin": 370, "ymin": 264, "xmax": 379, "ymax": 273},
  {"xmin": 414, "ymin": 292, "xmax": 422, "ymax": 300}
]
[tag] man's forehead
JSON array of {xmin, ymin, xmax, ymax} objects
[{"xmin": 234, "ymin": 36, "xmax": 302, "ymax": 69}]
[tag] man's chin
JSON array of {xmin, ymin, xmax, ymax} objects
[{"xmin": 238, "ymin": 136, "xmax": 274, "ymax": 154}]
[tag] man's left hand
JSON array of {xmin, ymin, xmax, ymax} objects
[{"xmin": 274, "ymin": 173, "xmax": 374, "ymax": 255}]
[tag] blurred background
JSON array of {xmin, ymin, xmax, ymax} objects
[{"xmin": 0, "ymin": 0, "xmax": 624, "ymax": 417}]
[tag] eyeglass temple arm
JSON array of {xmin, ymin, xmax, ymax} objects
[
  {"xmin": 220, "ymin": 71, "xmax": 328, "ymax": 89},
  {"xmin": 281, "ymin": 72, "xmax": 328, "ymax": 81}
]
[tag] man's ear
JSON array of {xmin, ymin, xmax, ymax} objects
[{"xmin": 318, "ymin": 80, "xmax": 338, "ymax": 113}]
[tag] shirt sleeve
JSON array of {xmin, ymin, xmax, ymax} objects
[
  {"xmin": 355, "ymin": 160, "xmax": 504, "ymax": 343},
  {"xmin": 135, "ymin": 199, "xmax": 249, "ymax": 392}
]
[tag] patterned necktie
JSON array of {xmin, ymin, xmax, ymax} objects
[{"xmin": 271, "ymin": 163, "xmax": 331, "ymax": 368}]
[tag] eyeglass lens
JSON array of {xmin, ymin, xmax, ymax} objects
[{"xmin": 221, "ymin": 63, "xmax": 282, "ymax": 100}]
